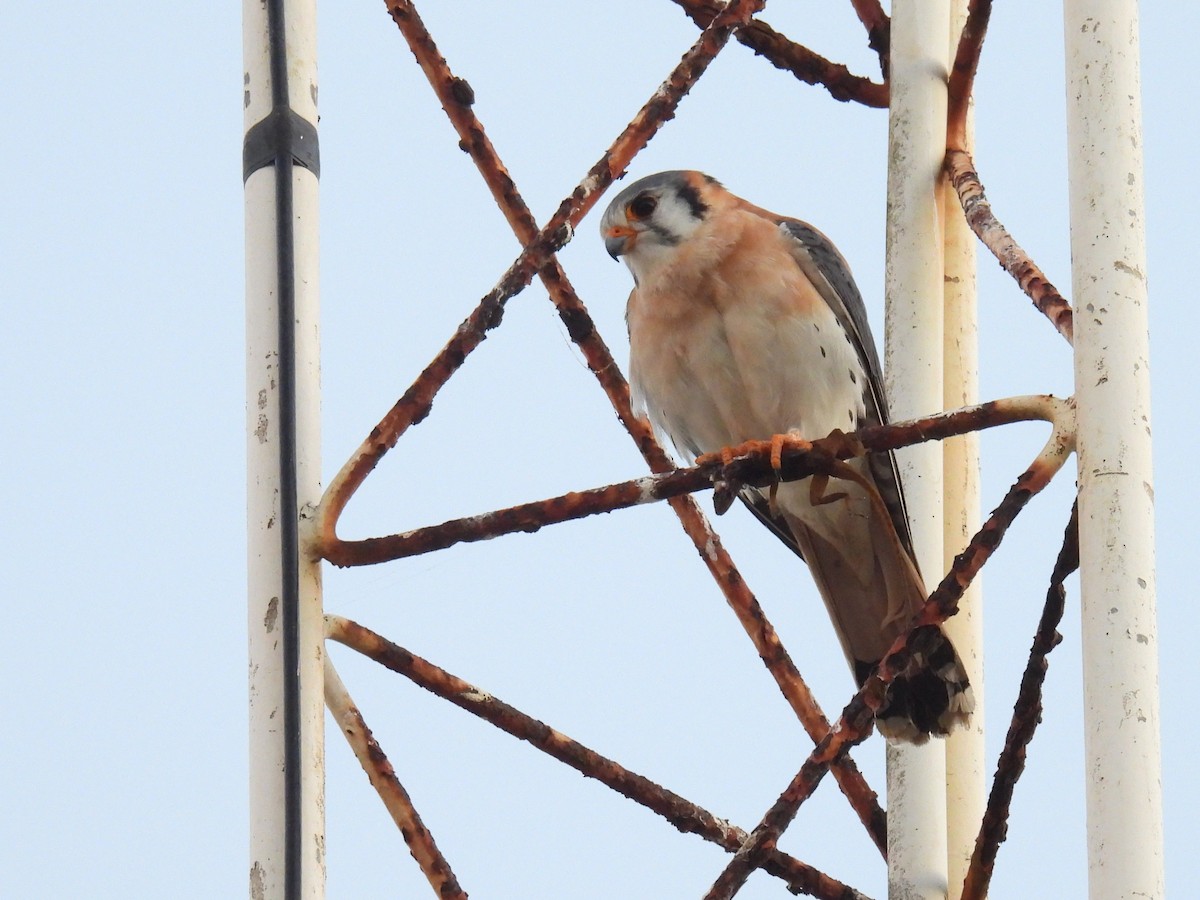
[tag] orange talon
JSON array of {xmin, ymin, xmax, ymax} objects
[
  {"xmin": 809, "ymin": 472, "xmax": 849, "ymax": 507},
  {"xmin": 770, "ymin": 433, "xmax": 785, "ymax": 474},
  {"xmin": 696, "ymin": 444, "xmax": 738, "ymax": 468},
  {"xmin": 766, "ymin": 434, "xmax": 788, "ymax": 515}
]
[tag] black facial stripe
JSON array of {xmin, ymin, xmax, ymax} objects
[
  {"xmin": 675, "ymin": 182, "xmax": 709, "ymax": 220},
  {"xmin": 648, "ymin": 222, "xmax": 682, "ymax": 245}
]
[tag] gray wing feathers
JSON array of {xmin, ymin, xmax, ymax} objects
[{"xmin": 777, "ymin": 220, "xmax": 917, "ymax": 563}]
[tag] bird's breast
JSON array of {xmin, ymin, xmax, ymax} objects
[{"xmin": 627, "ymin": 266, "xmax": 867, "ymax": 461}]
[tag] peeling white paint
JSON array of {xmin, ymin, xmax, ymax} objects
[{"xmin": 1066, "ymin": 0, "xmax": 1164, "ymax": 896}]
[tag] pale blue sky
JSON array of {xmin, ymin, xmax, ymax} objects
[{"xmin": 2, "ymin": 3, "xmax": 1194, "ymax": 898}]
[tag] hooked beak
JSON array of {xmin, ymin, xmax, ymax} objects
[{"xmin": 603, "ymin": 225, "xmax": 637, "ymax": 260}]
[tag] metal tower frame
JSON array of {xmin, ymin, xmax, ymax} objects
[{"xmin": 243, "ymin": 2, "xmax": 1161, "ymax": 897}]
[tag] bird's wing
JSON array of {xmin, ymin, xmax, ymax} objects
[
  {"xmin": 730, "ymin": 212, "xmax": 916, "ymax": 562},
  {"xmin": 777, "ymin": 218, "xmax": 916, "ymax": 560},
  {"xmin": 740, "ymin": 488, "xmax": 807, "ymax": 561}
]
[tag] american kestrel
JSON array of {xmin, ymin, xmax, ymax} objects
[{"xmin": 600, "ymin": 170, "xmax": 973, "ymax": 742}]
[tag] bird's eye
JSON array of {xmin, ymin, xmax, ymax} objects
[{"xmin": 628, "ymin": 194, "xmax": 657, "ymax": 220}]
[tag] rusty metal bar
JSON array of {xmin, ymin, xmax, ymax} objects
[
  {"xmin": 849, "ymin": 0, "xmax": 891, "ymax": 75},
  {"xmin": 324, "ymin": 657, "xmax": 467, "ymax": 900},
  {"xmin": 701, "ymin": 406, "xmax": 1076, "ymax": 898},
  {"xmin": 677, "ymin": 509, "xmax": 890, "ymax": 857},
  {"xmin": 945, "ymin": 150, "xmax": 1074, "ymax": 345},
  {"xmin": 379, "ymin": 0, "xmax": 667, "ymax": 467},
  {"xmin": 359, "ymin": 0, "xmax": 891, "ymax": 854},
  {"xmin": 671, "ymin": 0, "xmax": 888, "ymax": 106},
  {"xmin": 321, "ymin": 396, "xmax": 1067, "ymax": 567},
  {"xmin": 944, "ymin": 0, "xmax": 1074, "ymax": 348},
  {"xmin": 315, "ymin": 224, "xmax": 572, "ymax": 541},
  {"xmin": 704, "ymin": 702, "xmax": 876, "ymax": 900},
  {"xmin": 960, "ymin": 504, "xmax": 1079, "ymax": 900},
  {"xmin": 325, "ymin": 616, "xmax": 873, "ymax": 900},
  {"xmin": 320, "ymin": 0, "xmax": 764, "ymax": 539},
  {"xmin": 946, "ymin": 0, "xmax": 991, "ymax": 152}
]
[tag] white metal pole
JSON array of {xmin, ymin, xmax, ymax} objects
[
  {"xmin": 245, "ymin": 0, "xmax": 324, "ymax": 897},
  {"xmin": 1063, "ymin": 3, "xmax": 1164, "ymax": 898},
  {"xmin": 884, "ymin": 1, "xmax": 952, "ymax": 897},
  {"xmin": 942, "ymin": 6, "xmax": 984, "ymax": 896}
]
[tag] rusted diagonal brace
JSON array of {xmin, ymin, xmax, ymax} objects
[
  {"xmin": 960, "ymin": 503, "xmax": 1079, "ymax": 900},
  {"xmin": 946, "ymin": 0, "xmax": 991, "ymax": 151},
  {"xmin": 702, "ymin": 401, "xmax": 1077, "ymax": 899},
  {"xmin": 945, "ymin": 150, "xmax": 1075, "ymax": 346},
  {"xmin": 321, "ymin": 0, "xmax": 764, "ymax": 535},
  {"xmin": 325, "ymin": 616, "xmax": 873, "ymax": 900},
  {"xmin": 381, "ymin": 0, "xmax": 671, "ymax": 470},
  {"xmin": 671, "ymin": 0, "xmax": 888, "ymax": 106},
  {"xmin": 365, "ymin": 0, "xmax": 889, "ymax": 855},
  {"xmin": 324, "ymin": 656, "xmax": 467, "ymax": 900},
  {"xmin": 848, "ymin": 0, "xmax": 890, "ymax": 76},
  {"xmin": 943, "ymin": 0, "xmax": 1074, "ymax": 345},
  {"xmin": 320, "ymin": 396, "xmax": 1064, "ymax": 566}
]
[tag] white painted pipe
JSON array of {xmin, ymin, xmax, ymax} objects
[
  {"xmin": 1063, "ymin": 3, "xmax": 1164, "ymax": 898},
  {"xmin": 884, "ymin": 1, "xmax": 952, "ymax": 896},
  {"xmin": 942, "ymin": 6, "xmax": 985, "ymax": 896},
  {"xmin": 244, "ymin": 0, "xmax": 325, "ymax": 896}
]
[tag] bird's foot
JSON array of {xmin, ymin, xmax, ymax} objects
[
  {"xmin": 698, "ymin": 434, "xmax": 819, "ymax": 516},
  {"xmin": 709, "ymin": 446, "xmax": 740, "ymax": 515},
  {"xmin": 808, "ymin": 472, "xmax": 849, "ymax": 507}
]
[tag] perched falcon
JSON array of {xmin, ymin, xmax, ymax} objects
[{"xmin": 600, "ymin": 170, "xmax": 973, "ymax": 742}]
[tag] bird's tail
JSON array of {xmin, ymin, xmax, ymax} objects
[
  {"xmin": 868, "ymin": 623, "xmax": 974, "ymax": 744},
  {"xmin": 782, "ymin": 485, "xmax": 975, "ymax": 744}
]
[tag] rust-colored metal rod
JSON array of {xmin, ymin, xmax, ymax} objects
[
  {"xmin": 667, "ymin": 494, "xmax": 889, "ymax": 857},
  {"xmin": 960, "ymin": 504, "xmax": 1079, "ymax": 900},
  {"xmin": 705, "ymin": 700, "xmax": 876, "ymax": 900},
  {"xmin": 319, "ymin": 0, "xmax": 765, "ymax": 536},
  {"xmin": 315, "ymin": 223, "xmax": 572, "ymax": 538},
  {"xmin": 381, "ymin": 0, "xmax": 671, "ymax": 469},
  {"xmin": 945, "ymin": 149, "xmax": 1075, "ymax": 345},
  {"xmin": 849, "ymin": 0, "xmax": 890, "ymax": 76},
  {"xmin": 946, "ymin": 0, "xmax": 992, "ymax": 151},
  {"xmin": 324, "ymin": 656, "xmax": 467, "ymax": 899},
  {"xmin": 913, "ymin": 403, "xmax": 1074, "ymax": 628},
  {"xmin": 325, "ymin": 616, "xmax": 873, "ymax": 900},
  {"xmin": 386, "ymin": 0, "xmax": 763, "ymax": 212},
  {"xmin": 326, "ymin": 469, "xmax": 716, "ymax": 566},
  {"xmin": 321, "ymin": 396, "xmax": 1068, "ymax": 567},
  {"xmin": 528, "ymin": 0, "xmax": 768, "ymax": 230},
  {"xmin": 358, "ymin": 0, "xmax": 888, "ymax": 852},
  {"xmin": 701, "ymin": 414, "xmax": 1077, "ymax": 898},
  {"xmin": 944, "ymin": 1, "xmax": 1074, "ymax": 347},
  {"xmin": 671, "ymin": 0, "xmax": 888, "ymax": 106}
]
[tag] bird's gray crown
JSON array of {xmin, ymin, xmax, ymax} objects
[{"xmin": 600, "ymin": 170, "xmax": 715, "ymax": 233}]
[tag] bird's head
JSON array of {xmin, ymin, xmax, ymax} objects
[{"xmin": 599, "ymin": 170, "xmax": 720, "ymax": 283}]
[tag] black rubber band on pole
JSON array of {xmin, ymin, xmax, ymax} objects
[{"xmin": 243, "ymin": 106, "xmax": 321, "ymax": 182}]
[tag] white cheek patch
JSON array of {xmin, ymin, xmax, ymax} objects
[
  {"xmin": 624, "ymin": 195, "xmax": 705, "ymax": 283},
  {"xmin": 655, "ymin": 194, "xmax": 704, "ymax": 243}
]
